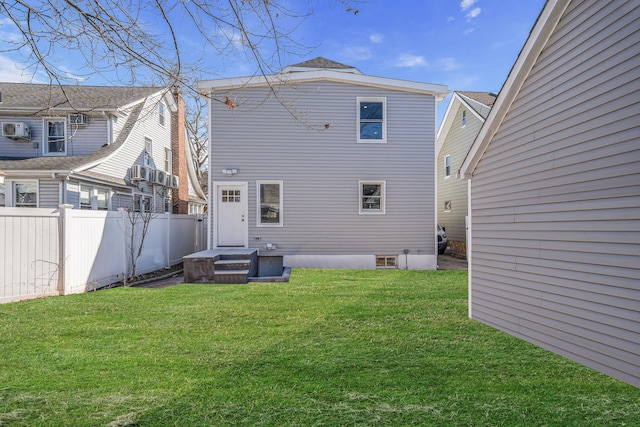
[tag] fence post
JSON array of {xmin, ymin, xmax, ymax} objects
[
  {"xmin": 118, "ymin": 208, "xmax": 127, "ymax": 285},
  {"xmin": 58, "ymin": 204, "xmax": 74, "ymax": 295},
  {"xmin": 166, "ymin": 212, "xmax": 171, "ymax": 268}
]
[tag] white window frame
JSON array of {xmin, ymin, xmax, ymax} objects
[
  {"xmin": 444, "ymin": 154, "xmax": 451, "ymax": 179},
  {"xmin": 43, "ymin": 118, "xmax": 67, "ymax": 156},
  {"xmin": 133, "ymin": 194, "xmax": 151, "ymax": 213},
  {"xmin": 462, "ymin": 110, "xmax": 467, "ymax": 128},
  {"xmin": 158, "ymin": 103, "xmax": 165, "ymax": 126},
  {"xmin": 8, "ymin": 180, "xmax": 39, "ymax": 207},
  {"xmin": 0, "ymin": 182, "xmax": 5, "ymax": 207},
  {"xmin": 359, "ymin": 180, "xmax": 386, "ymax": 214},
  {"xmin": 144, "ymin": 137, "xmax": 153, "ymax": 167},
  {"xmin": 80, "ymin": 185, "xmax": 111, "ymax": 210},
  {"xmin": 376, "ymin": 255, "xmax": 398, "ymax": 269},
  {"xmin": 357, "ymin": 97, "xmax": 387, "ymax": 143},
  {"xmin": 164, "ymin": 147, "xmax": 172, "ymax": 172},
  {"xmin": 256, "ymin": 180, "xmax": 283, "ymax": 227}
]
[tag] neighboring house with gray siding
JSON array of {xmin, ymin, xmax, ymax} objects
[
  {"xmin": 460, "ymin": 0, "xmax": 640, "ymax": 388},
  {"xmin": 0, "ymin": 83, "xmax": 205, "ymax": 213},
  {"xmin": 198, "ymin": 57, "xmax": 448, "ymax": 269},
  {"xmin": 437, "ymin": 91, "xmax": 496, "ymax": 256}
]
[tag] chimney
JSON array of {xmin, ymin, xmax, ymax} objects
[{"xmin": 171, "ymin": 86, "xmax": 189, "ymax": 214}]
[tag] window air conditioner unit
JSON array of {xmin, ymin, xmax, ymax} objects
[
  {"xmin": 131, "ymin": 165, "xmax": 150, "ymax": 181},
  {"xmin": 168, "ymin": 174, "xmax": 179, "ymax": 189},
  {"xmin": 68, "ymin": 113, "xmax": 87, "ymax": 126},
  {"xmin": 2, "ymin": 122, "xmax": 30, "ymax": 140},
  {"xmin": 152, "ymin": 170, "xmax": 167, "ymax": 186}
]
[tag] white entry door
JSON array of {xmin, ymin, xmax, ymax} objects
[{"xmin": 216, "ymin": 184, "xmax": 247, "ymax": 247}]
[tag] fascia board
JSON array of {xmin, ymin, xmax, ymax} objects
[
  {"xmin": 199, "ymin": 70, "xmax": 449, "ymax": 98},
  {"xmin": 460, "ymin": 0, "xmax": 570, "ymax": 178}
]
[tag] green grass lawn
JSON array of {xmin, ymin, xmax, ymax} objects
[{"xmin": 0, "ymin": 269, "xmax": 638, "ymax": 426}]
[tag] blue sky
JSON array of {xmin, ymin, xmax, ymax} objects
[{"xmin": 0, "ymin": 0, "xmax": 546, "ymax": 124}]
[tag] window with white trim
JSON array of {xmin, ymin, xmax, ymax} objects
[
  {"xmin": 13, "ymin": 181, "xmax": 38, "ymax": 207},
  {"xmin": 164, "ymin": 148, "xmax": 172, "ymax": 172},
  {"xmin": 0, "ymin": 183, "xmax": 5, "ymax": 207},
  {"xmin": 376, "ymin": 256, "xmax": 397, "ymax": 269},
  {"xmin": 44, "ymin": 118, "xmax": 66, "ymax": 155},
  {"xmin": 359, "ymin": 181, "xmax": 385, "ymax": 214},
  {"xmin": 257, "ymin": 180, "xmax": 283, "ymax": 227},
  {"xmin": 134, "ymin": 194, "xmax": 151, "ymax": 213},
  {"xmin": 80, "ymin": 185, "xmax": 110, "ymax": 210},
  {"xmin": 444, "ymin": 154, "xmax": 451, "ymax": 179},
  {"xmin": 159, "ymin": 103, "xmax": 165, "ymax": 126},
  {"xmin": 357, "ymin": 97, "xmax": 386, "ymax": 143},
  {"xmin": 462, "ymin": 110, "xmax": 467, "ymax": 127},
  {"xmin": 144, "ymin": 137, "xmax": 153, "ymax": 167}
]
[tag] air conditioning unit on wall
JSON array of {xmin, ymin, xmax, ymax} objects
[
  {"xmin": 68, "ymin": 114, "xmax": 87, "ymax": 126},
  {"xmin": 168, "ymin": 174, "xmax": 179, "ymax": 189},
  {"xmin": 152, "ymin": 170, "xmax": 167, "ymax": 186},
  {"xmin": 2, "ymin": 122, "xmax": 30, "ymax": 140},
  {"xmin": 131, "ymin": 165, "xmax": 150, "ymax": 181}
]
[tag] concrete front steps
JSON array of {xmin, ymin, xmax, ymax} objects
[{"xmin": 183, "ymin": 249, "xmax": 258, "ymax": 284}]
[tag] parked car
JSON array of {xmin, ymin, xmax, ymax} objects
[{"xmin": 437, "ymin": 224, "xmax": 447, "ymax": 254}]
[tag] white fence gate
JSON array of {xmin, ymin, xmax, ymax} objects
[{"xmin": 0, "ymin": 205, "xmax": 206, "ymax": 304}]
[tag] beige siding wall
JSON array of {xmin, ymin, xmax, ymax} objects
[
  {"xmin": 209, "ymin": 81, "xmax": 437, "ymax": 256},
  {"xmin": 438, "ymin": 106, "xmax": 483, "ymax": 246},
  {"xmin": 470, "ymin": 0, "xmax": 640, "ymax": 387}
]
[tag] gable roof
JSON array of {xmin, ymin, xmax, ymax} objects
[
  {"xmin": 460, "ymin": 0, "xmax": 571, "ymax": 178},
  {"xmin": 0, "ymin": 82, "xmax": 168, "ymax": 114},
  {"xmin": 281, "ymin": 57, "xmax": 362, "ymax": 74},
  {"xmin": 436, "ymin": 91, "xmax": 496, "ymax": 156},
  {"xmin": 198, "ymin": 58, "xmax": 448, "ymax": 99}
]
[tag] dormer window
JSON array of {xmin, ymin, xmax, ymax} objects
[{"xmin": 43, "ymin": 119, "xmax": 66, "ymax": 155}]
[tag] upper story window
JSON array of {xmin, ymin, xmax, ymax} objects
[
  {"xmin": 257, "ymin": 180, "xmax": 283, "ymax": 227},
  {"xmin": 462, "ymin": 110, "xmax": 467, "ymax": 128},
  {"xmin": 144, "ymin": 137, "xmax": 153, "ymax": 167},
  {"xmin": 357, "ymin": 97, "xmax": 386, "ymax": 143},
  {"xmin": 444, "ymin": 154, "xmax": 451, "ymax": 179},
  {"xmin": 159, "ymin": 103, "xmax": 165, "ymax": 126},
  {"xmin": 164, "ymin": 148, "xmax": 172, "ymax": 172},
  {"xmin": 359, "ymin": 181, "xmax": 385, "ymax": 214},
  {"xmin": 44, "ymin": 119, "xmax": 66, "ymax": 155}
]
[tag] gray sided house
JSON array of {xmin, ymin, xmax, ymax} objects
[
  {"xmin": 198, "ymin": 58, "xmax": 448, "ymax": 270},
  {"xmin": 437, "ymin": 91, "xmax": 496, "ymax": 256},
  {"xmin": 460, "ymin": 0, "xmax": 640, "ymax": 388},
  {"xmin": 0, "ymin": 83, "xmax": 205, "ymax": 213}
]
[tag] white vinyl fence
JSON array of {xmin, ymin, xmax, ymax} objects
[{"xmin": 0, "ymin": 205, "xmax": 206, "ymax": 304}]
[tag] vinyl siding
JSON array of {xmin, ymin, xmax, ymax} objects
[
  {"xmin": 38, "ymin": 180, "xmax": 61, "ymax": 208},
  {"xmin": 209, "ymin": 81, "xmax": 436, "ymax": 255},
  {"xmin": 0, "ymin": 116, "xmax": 109, "ymax": 157},
  {"xmin": 470, "ymin": 0, "xmax": 640, "ymax": 387},
  {"xmin": 437, "ymin": 107, "xmax": 482, "ymax": 244}
]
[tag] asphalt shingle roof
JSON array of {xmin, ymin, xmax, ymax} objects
[
  {"xmin": 0, "ymin": 102, "xmax": 144, "ymax": 173},
  {"xmin": 457, "ymin": 91, "xmax": 497, "ymax": 108},
  {"xmin": 0, "ymin": 82, "xmax": 163, "ymax": 113},
  {"xmin": 286, "ymin": 57, "xmax": 356, "ymax": 70}
]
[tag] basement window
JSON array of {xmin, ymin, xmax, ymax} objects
[{"xmin": 376, "ymin": 256, "xmax": 397, "ymax": 269}]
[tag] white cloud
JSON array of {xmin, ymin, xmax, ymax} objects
[
  {"xmin": 464, "ymin": 28, "xmax": 475, "ymax": 35},
  {"xmin": 466, "ymin": 7, "xmax": 481, "ymax": 19},
  {"xmin": 341, "ymin": 46, "xmax": 373, "ymax": 61},
  {"xmin": 394, "ymin": 54, "xmax": 428, "ymax": 68},
  {"xmin": 446, "ymin": 16, "xmax": 455, "ymax": 23},
  {"xmin": 459, "ymin": 0, "xmax": 477, "ymax": 11},
  {"xmin": 0, "ymin": 55, "xmax": 36, "ymax": 82},
  {"xmin": 369, "ymin": 33, "xmax": 383, "ymax": 44},
  {"xmin": 438, "ymin": 57, "xmax": 460, "ymax": 71}
]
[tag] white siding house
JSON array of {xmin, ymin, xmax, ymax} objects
[
  {"xmin": 460, "ymin": 0, "xmax": 640, "ymax": 388},
  {"xmin": 199, "ymin": 58, "xmax": 448, "ymax": 270},
  {"xmin": 437, "ymin": 91, "xmax": 496, "ymax": 256},
  {"xmin": 0, "ymin": 83, "xmax": 205, "ymax": 214}
]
